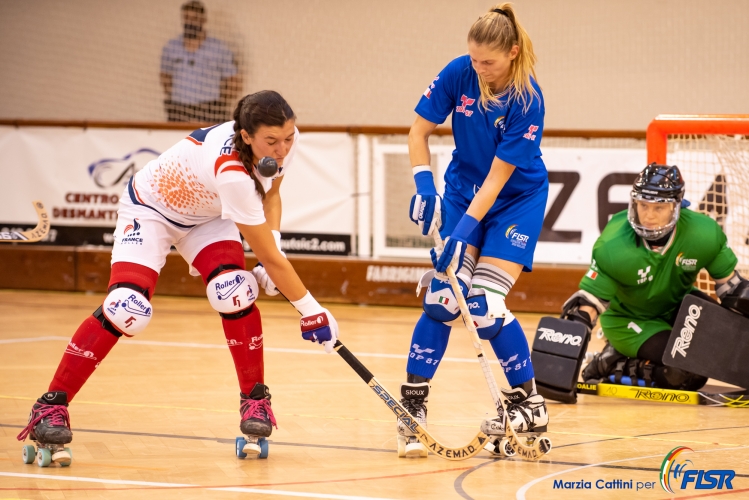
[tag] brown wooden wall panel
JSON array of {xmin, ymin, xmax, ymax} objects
[
  {"xmin": 0, "ymin": 247, "xmax": 586, "ymax": 313},
  {"xmin": 0, "ymin": 246, "xmax": 76, "ymax": 291}
]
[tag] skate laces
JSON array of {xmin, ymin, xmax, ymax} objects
[
  {"xmin": 241, "ymin": 398, "xmax": 278, "ymax": 429},
  {"xmin": 16, "ymin": 404, "xmax": 70, "ymax": 442},
  {"xmin": 402, "ymin": 398, "xmax": 426, "ymax": 420}
]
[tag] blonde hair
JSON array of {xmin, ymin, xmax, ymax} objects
[{"xmin": 468, "ymin": 3, "xmax": 539, "ymax": 112}]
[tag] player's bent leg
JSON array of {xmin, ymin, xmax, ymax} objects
[
  {"xmin": 18, "ymin": 263, "xmax": 159, "ymax": 454},
  {"xmin": 466, "ymin": 264, "xmax": 548, "ymax": 440},
  {"xmin": 637, "ymin": 331, "xmax": 708, "ymax": 391},
  {"xmin": 192, "ymin": 241, "xmax": 265, "ymax": 396}
]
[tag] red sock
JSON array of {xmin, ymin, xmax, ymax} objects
[
  {"xmin": 49, "ymin": 262, "xmax": 159, "ymax": 402},
  {"xmin": 223, "ymin": 304, "xmax": 265, "ymax": 394},
  {"xmin": 192, "ymin": 240, "xmax": 264, "ymax": 394},
  {"xmin": 48, "ymin": 316, "xmax": 119, "ymax": 401}
]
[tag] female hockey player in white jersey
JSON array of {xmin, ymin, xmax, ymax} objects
[
  {"xmin": 400, "ymin": 4, "xmax": 549, "ymax": 457},
  {"xmin": 17, "ymin": 90, "xmax": 339, "ymax": 465}
]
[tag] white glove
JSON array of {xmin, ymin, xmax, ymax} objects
[{"xmin": 292, "ymin": 292, "xmax": 339, "ymax": 354}]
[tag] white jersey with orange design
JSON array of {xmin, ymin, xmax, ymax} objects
[{"xmin": 129, "ymin": 121, "xmax": 298, "ymax": 228}]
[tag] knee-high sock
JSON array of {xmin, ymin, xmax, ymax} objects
[
  {"xmin": 192, "ymin": 240, "xmax": 264, "ymax": 394},
  {"xmin": 48, "ymin": 262, "xmax": 159, "ymax": 401},
  {"xmin": 223, "ymin": 305, "xmax": 265, "ymax": 394},
  {"xmin": 489, "ymin": 317, "xmax": 535, "ymax": 387},
  {"xmin": 48, "ymin": 317, "xmax": 119, "ymax": 401},
  {"xmin": 406, "ymin": 313, "xmax": 451, "ymax": 380}
]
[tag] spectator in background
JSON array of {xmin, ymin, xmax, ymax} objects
[{"xmin": 160, "ymin": 0, "xmax": 241, "ymax": 123}]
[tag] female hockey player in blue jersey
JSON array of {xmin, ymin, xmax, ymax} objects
[{"xmin": 398, "ymin": 3, "xmax": 549, "ymax": 457}]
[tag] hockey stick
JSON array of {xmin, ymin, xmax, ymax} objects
[
  {"xmin": 432, "ymin": 232, "xmax": 551, "ymax": 460},
  {"xmin": 333, "ymin": 340, "xmax": 488, "ymax": 461},
  {"xmin": 0, "ymin": 201, "xmax": 50, "ymax": 243},
  {"xmin": 576, "ymin": 382, "xmax": 749, "ymax": 408}
]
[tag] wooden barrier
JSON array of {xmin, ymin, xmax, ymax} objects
[{"xmin": 0, "ymin": 246, "xmax": 584, "ymax": 313}]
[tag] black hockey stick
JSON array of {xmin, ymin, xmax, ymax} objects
[
  {"xmin": 333, "ymin": 340, "xmax": 488, "ymax": 461},
  {"xmin": 0, "ymin": 201, "xmax": 50, "ymax": 243}
]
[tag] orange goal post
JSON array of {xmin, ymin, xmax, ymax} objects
[{"xmin": 647, "ymin": 115, "xmax": 749, "ymax": 292}]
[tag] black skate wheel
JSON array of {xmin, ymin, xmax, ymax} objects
[
  {"xmin": 22, "ymin": 445, "xmax": 35, "ymax": 464},
  {"xmin": 538, "ymin": 437, "xmax": 552, "ymax": 455},
  {"xmin": 258, "ymin": 437, "xmax": 269, "ymax": 459},
  {"xmin": 235, "ymin": 437, "xmax": 248, "ymax": 458}
]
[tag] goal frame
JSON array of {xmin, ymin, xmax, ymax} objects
[{"xmin": 647, "ymin": 114, "xmax": 749, "ymax": 164}]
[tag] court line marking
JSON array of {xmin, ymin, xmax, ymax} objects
[
  {"xmin": 514, "ymin": 446, "xmax": 749, "ymax": 500},
  {"xmin": 0, "ymin": 336, "xmax": 502, "ymax": 364},
  {"xmin": 0, "ymin": 472, "xmax": 396, "ymax": 500}
]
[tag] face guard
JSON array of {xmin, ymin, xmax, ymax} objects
[{"xmin": 628, "ymin": 193, "xmax": 680, "ymax": 240}]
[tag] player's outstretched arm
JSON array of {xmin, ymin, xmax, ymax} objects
[{"xmin": 236, "ymin": 222, "xmax": 340, "ymax": 352}]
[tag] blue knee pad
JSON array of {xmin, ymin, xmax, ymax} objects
[
  {"xmin": 489, "ymin": 318, "xmax": 535, "ymax": 386},
  {"xmin": 422, "ymin": 272, "xmax": 468, "ymax": 323},
  {"xmin": 406, "ymin": 313, "xmax": 451, "ymax": 379},
  {"xmin": 465, "ymin": 294, "xmax": 504, "ymax": 340}
]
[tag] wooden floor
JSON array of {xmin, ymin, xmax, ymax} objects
[{"xmin": 1, "ymin": 290, "xmax": 747, "ymax": 500}]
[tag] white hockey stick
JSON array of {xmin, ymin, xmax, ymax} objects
[
  {"xmin": 0, "ymin": 201, "xmax": 50, "ymax": 243},
  {"xmin": 432, "ymin": 232, "xmax": 551, "ymax": 460}
]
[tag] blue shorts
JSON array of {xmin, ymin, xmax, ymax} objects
[{"xmin": 440, "ymin": 182, "xmax": 548, "ymax": 272}]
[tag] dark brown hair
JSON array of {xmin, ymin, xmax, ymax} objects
[
  {"xmin": 232, "ymin": 91, "xmax": 296, "ymax": 199},
  {"xmin": 181, "ymin": 1, "xmax": 205, "ymax": 15}
]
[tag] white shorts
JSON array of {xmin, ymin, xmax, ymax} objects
[{"xmin": 111, "ymin": 194, "xmax": 242, "ymax": 277}]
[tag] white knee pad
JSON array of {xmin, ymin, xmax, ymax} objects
[
  {"xmin": 417, "ymin": 269, "xmax": 469, "ymax": 323},
  {"xmin": 206, "ymin": 269, "xmax": 258, "ymax": 314},
  {"xmin": 102, "ymin": 287, "xmax": 153, "ymax": 337},
  {"xmin": 466, "ymin": 288, "xmax": 515, "ymax": 340}
]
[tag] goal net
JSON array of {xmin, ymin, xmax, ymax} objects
[{"xmin": 647, "ymin": 115, "xmax": 749, "ymax": 293}]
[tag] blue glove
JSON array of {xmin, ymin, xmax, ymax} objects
[
  {"xmin": 433, "ymin": 214, "xmax": 479, "ymax": 273},
  {"xmin": 409, "ymin": 167, "xmax": 443, "ymax": 236}
]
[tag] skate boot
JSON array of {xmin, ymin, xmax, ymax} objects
[
  {"xmin": 17, "ymin": 391, "xmax": 73, "ymax": 467},
  {"xmin": 481, "ymin": 386, "xmax": 551, "ymax": 457},
  {"xmin": 396, "ymin": 382, "xmax": 429, "ymax": 458},
  {"xmin": 236, "ymin": 383, "xmax": 277, "ymax": 459}
]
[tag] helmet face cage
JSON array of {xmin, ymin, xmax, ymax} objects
[
  {"xmin": 628, "ymin": 193, "xmax": 680, "ymax": 240},
  {"xmin": 627, "ymin": 163, "xmax": 685, "ymax": 240}
]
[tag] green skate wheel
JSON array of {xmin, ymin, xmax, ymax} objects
[
  {"xmin": 37, "ymin": 448, "xmax": 52, "ymax": 467},
  {"xmin": 22, "ymin": 445, "xmax": 35, "ymax": 464},
  {"xmin": 258, "ymin": 438, "xmax": 269, "ymax": 459},
  {"xmin": 59, "ymin": 447, "xmax": 73, "ymax": 467},
  {"xmin": 235, "ymin": 437, "xmax": 248, "ymax": 458}
]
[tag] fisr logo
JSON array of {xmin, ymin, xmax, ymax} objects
[{"xmin": 660, "ymin": 446, "xmax": 734, "ymax": 492}]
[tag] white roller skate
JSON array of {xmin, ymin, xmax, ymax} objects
[
  {"xmin": 17, "ymin": 391, "xmax": 73, "ymax": 467},
  {"xmin": 481, "ymin": 386, "xmax": 551, "ymax": 458},
  {"xmin": 396, "ymin": 382, "xmax": 429, "ymax": 458},
  {"xmin": 235, "ymin": 383, "xmax": 276, "ymax": 460}
]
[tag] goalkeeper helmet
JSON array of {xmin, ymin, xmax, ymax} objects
[{"xmin": 628, "ymin": 163, "xmax": 685, "ymax": 240}]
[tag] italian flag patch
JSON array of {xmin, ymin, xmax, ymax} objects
[
  {"xmin": 438, "ymin": 296, "xmax": 450, "ymax": 305},
  {"xmin": 586, "ymin": 269, "xmax": 598, "ymax": 280}
]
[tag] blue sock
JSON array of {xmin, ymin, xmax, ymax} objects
[
  {"xmin": 406, "ymin": 313, "xmax": 451, "ymax": 379},
  {"xmin": 489, "ymin": 318, "xmax": 534, "ymax": 386}
]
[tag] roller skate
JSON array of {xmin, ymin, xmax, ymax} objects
[
  {"xmin": 17, "ymin": 391, "xmax": 73, "ymax": 467},
  {"xmin": 235, "ymin": 383, "xmax": 276, "ymax": 459},
  {"xmin": 396, "ymin": 382, "xmax": 429, "ymax": 458},
  {"xmin": 481, "ymin": 386, "xmax": 551, "ymax": 458}
]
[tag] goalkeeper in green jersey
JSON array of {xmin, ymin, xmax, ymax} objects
[{"xmin": 561, "ymin": 163, "xmax": 748, "ymax": 390}]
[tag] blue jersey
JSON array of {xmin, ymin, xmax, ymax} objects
[{"xmin": 415, "ymin": 55, "xmax": 546, "ymax": 202}]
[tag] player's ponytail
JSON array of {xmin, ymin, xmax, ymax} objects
[
  {"xmin": 232, "ymin": 91, "xmax": 296, "ymax": 200},
  {"xmin": 468, "ymin": 3, "xmax": 540, "ymax": 113}
]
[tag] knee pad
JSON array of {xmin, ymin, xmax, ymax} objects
[
  {"xmin": 418, "ymin": 270, "xmax": 468, "ymax": 323},
  {"xmin": 466, "ymin": 290, "xmax": 513, "ymax": 341},
  {"xmin": 206, "ymin": 264, "xmax": 258, "ymax": 319},
  {"xmin": 98, "ymin": 283, "xmax": 153, "ymax": 337}
]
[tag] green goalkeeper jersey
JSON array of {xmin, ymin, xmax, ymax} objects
[{"xmin": 580, "ymin": 208, "xmax": 737, "ymax": 321}]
